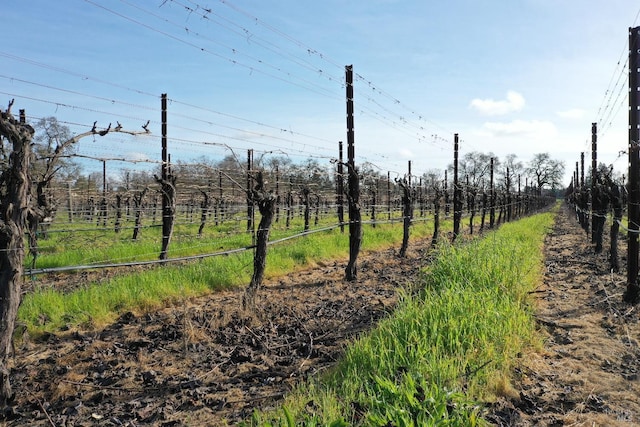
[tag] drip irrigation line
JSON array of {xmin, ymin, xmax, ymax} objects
[
  {"xmin": 22, "ymin": 196, "xmax": 540, "ymax": 269},
  {"xmin": 26, "ymin": 245, "xmax": 252, "ymax": 276},
  {"xmin": 26, "ymin": 221, "xmax": 348, "ymax": 275}
]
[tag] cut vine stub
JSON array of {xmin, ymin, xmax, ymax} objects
[{"xmin": 624, "ymin": 284, "xmax": 640, "ymax": 305}]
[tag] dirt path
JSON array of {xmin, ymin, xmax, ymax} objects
[
  {"xmin": 6, "ymin": 205, "xmax": 640, "ymax": 426},
  {"xmin": 488, "ymin": 204, "xmax": 640, "ymax": 426}
]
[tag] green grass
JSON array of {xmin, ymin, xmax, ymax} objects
[
  {"xmin": 19, "ymin": 204, "xmax": 556, "ymax": 426},
  {"xmin": 247, "ymin": 208, "xmax": 555, "ymax": 426},
  {"xmin": 32, "ymin": 211, "xmax": 429, "ymax": 269},
  {"xmin": 19, "ymin": 212, "xmax": 439, "ymax": 334},
  {"xmin": 33, "ymin": 219, "xmax": 254, "ymax": 268},
  {"xmin": 21, "ymin": 251, "xmax": 250, "ymax": 331}
]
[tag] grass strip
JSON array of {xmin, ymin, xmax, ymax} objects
[
  {"xmin": 247, "ymin": 208, "xmax": 555, "ymax": 426},
  {"xmin": 19, "ymin": 218, "xmax": 438, "ymax": 335}
]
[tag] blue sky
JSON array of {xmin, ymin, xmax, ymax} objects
[{"xmin": 3, "ymin": 0, "xmax": 640, "ymax": 185}]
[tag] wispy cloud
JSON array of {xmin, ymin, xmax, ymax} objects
[
  {"xmin": 556, "ymin": 108, "xmax": 586, "ymax": 119},
  {"xmin": 126, "ymin": 152, "xmax": 152, "ymax": 162},
  {"xmin": 399, "ymin": 148, "xmax": 414, "ymax": 158},
  {"xmin": 469, "ymin": 91, "xmax": 525, "ymax": 116},
  {"xmin": 480, "ymin": 119, "xmax": 557, "ymax": 137}
]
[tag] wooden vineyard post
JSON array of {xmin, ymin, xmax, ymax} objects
[
  {"xmin": 497, "ymin": 190, "xmax": 504, "ymax": 225},
  {"xmin": 387, "ymin": 171, "xmax": 391, "ymax": 221},
  {"xmin": 452, "ymin": 134, "xmax": 462, "ymax": 241},
  {"xmin": 303, "ymin": 187, "xmax": 311, "ymax": 231},
  {"xmin": 408, "ymin": 160, "xmax": 414, "ymax": 223},
  {"xmin": 592, "ymin": 124, "xmax": 607, "ymax": 253},
  {"xmin": 345, "ymin": 64, "xmax": 362, "ymax": 281},
  {"xmin": 370, "ymin": 183, "xmax": 377, "ymax": 228},
  {"xmin": 418, "ymin": 177, "xmax": 424, "ymax": 217},
  {"xmin": 466, "ymin": 174, "xmax": 475, "ymax": 234},
  {"xmin": 275, "ymin": 166, "xmax": 280, "ymax": 223},
  {"xmin": 444, "ymin": 170, "xmax": 449, "ymax": 218},
  {"xmin": 67, "ymin": 182, "xmax": 73, "ymax": 223},
  {"xmin": 337, "ymin": 141, "xmax": 345, "ymax": 233},
  {"xmin": 314, "ymin": 194, "xmax": 321, "ymax": 226},
  {"xmin": 480, "ymin": 182, "xmax": 487, "ymax": 232},
  {"xmin": 452, "ymin": 137, "xmax": 459, "ymax": 239},
  {"xmin": 161, "ymin": 92, "xmax": 168, "ymax": 208},
  {"xmin": 431, "ymin": 179, "xmax": 442, "ymax": 247},
  {"xmin": 100, "ymin": 160, "xmax": 107, "ymax": 227},
  {"xmin": 591, "ymin": 122, "xmax": 598, "ymax": 243},
  {"xmin": 246, "ymin": 149, "xmax": 254, "ymax": 235},
  {"xmin": 115, "ymin": 194, "xmax": 122, "ymax": 233},
  {"xmin": 575, "ymin": 161, "xmax": 582, "ymax": 226},
  {"xmin": 626, "ymin": 26, "xmax": 640, "ymax": 303},
  {"xmin": 525, "ymin": 177, "xmax": 530, "ymax": 216},
  {"xmin": 506, "ymin": 167, "xmax": 512, "ymax": 222},
  {"xmin": 581, "ymin": 152, "xmax": 589, "ymax": 235},
  {"xmin": 217, "ymin": 170, "xmax": 223, "ymax": 225},
  {"xmin": 416, "ymin": 178, "xmax": 421, "ymax": 217},
  {"xmin": 489, "ymin": 157, "xmax": 495, "ymax": 229},
  {"xmin": 517, "ymin": 174, "xmax": 521, "ymax": 219},
  {"xmin": 286, "ymin": 178, "xmax": 293, "ymax": 229}
]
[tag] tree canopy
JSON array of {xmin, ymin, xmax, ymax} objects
[{"xmin": 526, "ymin": 152, "xmax": 565, "ymax": 194}]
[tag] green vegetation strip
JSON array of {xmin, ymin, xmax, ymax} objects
[
  {"xmin": 248, "ymin": 210, "xmax": 554, "ymax": 426},
  {"xmin": 19, "ymin": 219, "xmax": 438, "ymax": 335}
]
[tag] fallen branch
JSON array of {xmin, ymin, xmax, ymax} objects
[
  {"xmin": 61, "ymin": 379, "xmax": 139, "ymax": 392},
  {"xmin": 534, "ymin": 316, "xmax": 584, "ymax": 330},
  {"xmin": 27, "ymin": 389, "xmax": 55, "ymax": 427}
]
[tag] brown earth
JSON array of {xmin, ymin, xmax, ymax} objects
[
  {"xmin": 6, "ymin": 232, "xmax": 429, "ymax": 426},
  {"xmin": 5, "ymin": 204, "xmax": 640, "ymax": 426},
  {"xmin": 487, "ymin": 204, "xmax": 640, "ymax": 426}
]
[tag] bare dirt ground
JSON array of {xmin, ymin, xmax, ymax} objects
[
  {"xmin": 6, "ymin": 235, "xmax": 429, "ymax": 426},
  {"xmin": 5, "ymin": 204, "xmax": 640, "ymax": 426},
  {"xmin": 487, "ymin": 204, "xmax": 640, "ymax": 426}
]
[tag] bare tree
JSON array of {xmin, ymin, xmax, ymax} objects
[
  {"xmin": 527, "ymin": 153, "xmax": 565, "ymax": 195},
  {"xmin": 28, "ymin": 117, "xmax": 75, "ymax": 265},
  {"xmin": 28, "ymin": 119, "xmax": 149, "ymax": 264},
  {"xmin": 31, "ymin": 118, "xmax": 75, "ymax": 216},
  {"xmin": 454, "ymin": 151, "xmax": 494, "ymax": 186}
]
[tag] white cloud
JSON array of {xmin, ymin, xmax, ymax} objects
[
  {"xmin": 126, "ymin": 152, "xmax": 151, "ymax": 162},
  {"xmin": 481, "ymin": 119, "xmax": 557, "ymax": 137},
  {"xmin": 399, "ymin": 148, "xmax": 414, "ymax": 158},
  {"xmin": 469, "ymin": 91, "xmax": 525, "ymax": 116},
  {"xmin": 556, "ymin": 108, "xmax": 586, "ymax": 119}
]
